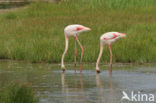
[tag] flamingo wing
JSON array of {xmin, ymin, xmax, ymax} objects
[{"xmin": 103, "ymin": 33, "xmax": 118, "ymax": 40}]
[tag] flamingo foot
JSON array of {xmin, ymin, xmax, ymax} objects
[
  {"xmin": 96, "ymin": 70, "xmax": 101, "ymax": 73},
  {"xmin": 62, "ymin": 68, "xmax": 66, "ymax": 72}
]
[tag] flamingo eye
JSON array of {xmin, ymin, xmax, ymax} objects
[{"xmin": 76, "ymin": 27, "xmax": 84, "ymax": 31}]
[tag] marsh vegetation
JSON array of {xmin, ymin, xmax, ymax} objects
[
  {"xmin": 0, "ymin": 83, "xmax": 38, "ymax": 103},
  {"xmin": 0, "ymin": 0, "xmax": 155, "ymax": 63}
]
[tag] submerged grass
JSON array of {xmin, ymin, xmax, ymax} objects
[
  {"xmin": 0, "ymin": 83, "xmax": 38, "ymax": 103},
  {"xmin": 0, "ymin": 0, "xmax": 155, "ymax": 63}
]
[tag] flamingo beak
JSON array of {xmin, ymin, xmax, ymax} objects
[
  {"xmin": 85, "ymin": 27, "xmax": 91, "ymax": 31},
  {"xmin": 121, "ymin": 33, "xmax": 126, "ymax": 35},
  {"xmin": 120, "ymin": 33, "xmax": 126, "ymax": 37}
]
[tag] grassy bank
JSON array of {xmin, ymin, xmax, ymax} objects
[
  {"xmin": 0, "ymin": 83, "xmax": 38, "ymax": 103},
  {"xmin": 0, "ymin": 0, "xmax": 155, "ymax": 63}
]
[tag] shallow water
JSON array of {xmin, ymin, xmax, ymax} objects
[{"xmin": 0, "ymin": 61, "xmax": 156, "ymax": 103}]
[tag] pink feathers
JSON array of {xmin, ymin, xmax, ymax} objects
[
  {"xmin": 76, "ymin": 27, "xmax": 84, "ymax": 31},
  {"xmin": 100, "ymin": 32, "xmax": 126, "ymax": 44},
  {"xmin": 103, "ymin": 33, "xmax": 118, "ymax": 40}
]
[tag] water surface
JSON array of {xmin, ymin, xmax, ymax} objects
[{"xmin": 0, "ymin": 61, "xmax": 156, "ymax": 103}]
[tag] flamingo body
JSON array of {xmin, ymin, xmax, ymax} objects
[
  {"xmin": 100, "ymin": 32, "xmax": 126, "ymax": 44},
  {"xmin": 96, "ymin": 32, "xmax": 126, "ymax": 73},
  {"xmin": 64, "ymin": 24, "xmax": 91, "ymax": 37},
  {"xmin": 61, "ymin": 24, "xmax": 91, "ymax": 72}
]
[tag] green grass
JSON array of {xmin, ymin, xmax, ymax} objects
[
  {"xmin": 0, "ymin": 83, "xmax": 38, "ymax": 103},
  {"xmin": 0, "ymin": 0, "xmax": 155, "ymax": 63}
]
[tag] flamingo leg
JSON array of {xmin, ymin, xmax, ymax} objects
[
  {"xmin": 74, "ymin": 36, "xmax": 77, "ymax": 73},
  {"xmin": 76, "ymin": 37, "xmax": 84, "ymax": 73},
  {"xmin": 109, "ymin": 44, "xmax": 113, "ymax": 74}
]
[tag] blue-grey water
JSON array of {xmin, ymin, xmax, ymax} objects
[{"xmin": 0, "ymin": 61, "xmax": 156, "ymax": 103}]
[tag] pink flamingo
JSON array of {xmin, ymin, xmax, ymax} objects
[
  {"xmin": 61, "ymin": 24, "xmax": 91, "ymax": 72},
  {"xmin": 96, "ymin": 32, "xmax": 126, "ymax": 73}
]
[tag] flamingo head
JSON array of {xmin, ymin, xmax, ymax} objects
[{"xmin": 75, "ymin": 26, "xmax": 91, "ymax": 34}]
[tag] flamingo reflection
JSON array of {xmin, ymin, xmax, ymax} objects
[
  {"xmin": 96, "ymin": 73, "xmax": 113, "ymax": 102},
  {"xmin": 61, "ymin": 73, "xmax": 86, "ymax": 103},
  {"xmin": 61, "ymin": 73, "xmax": 69, "ymax": 103}
]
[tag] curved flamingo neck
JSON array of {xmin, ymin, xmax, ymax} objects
[
  {"xmin": 96, "ymin": 44, "xmax": 104, "ymax": 70},
  {"xmin": 61, "ymin": 36, "xmax": 69, "ymax": 68}
]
